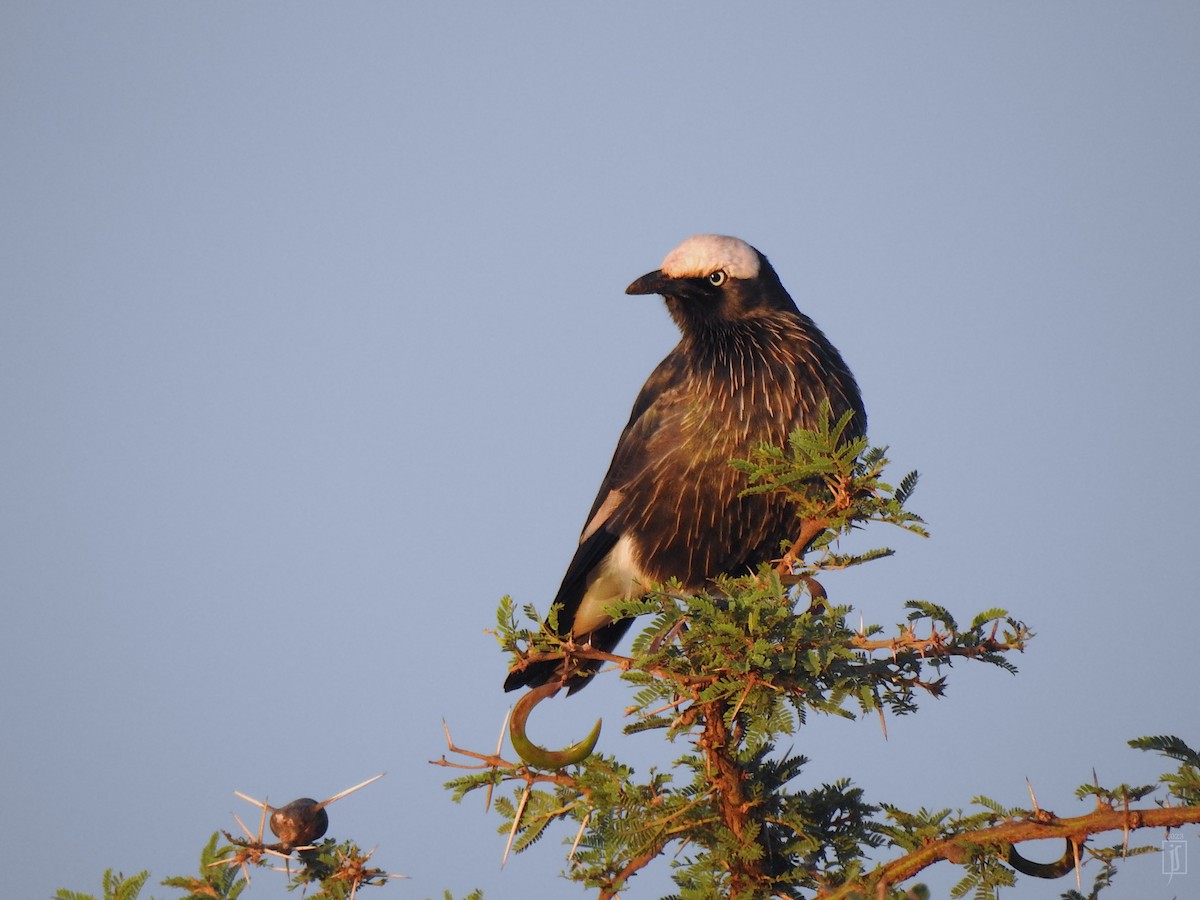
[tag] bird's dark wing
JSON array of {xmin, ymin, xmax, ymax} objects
[
  {"xmin": 579, "ymin": 346, "xmax": 689, "ymax": 533},
  {"xmin": 550, "ymin": 524, "xmax": 619, "ymax": 624},
  {"xmin": 503, "ymin": 349, "xmax": 690, "ymax": 694},
  {"xmin": 554, "ymin": 346, "xmax": 693, "ymax": 631},
  {"xmin": 502, "ymin": 524, "xmax": 629, "ymax": 694}
]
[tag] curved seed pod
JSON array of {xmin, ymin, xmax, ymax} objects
[
  {"xmin": 509, "ymin": 682, "xmax": 601, "ymax": 769},
  {"xmin": 1007, "ymin": 839, "xmax": 1075, "ymax": 879},
  {"xmin": 234, "ymin": 773, "xmax": 384, "ymax": 852},
  {"xmin": 269, "ymin": 798, "xmax": 329, "ymax": 850}
]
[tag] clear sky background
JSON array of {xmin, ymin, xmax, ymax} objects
[{"xmin": 2, "ymin": 4, "xmax": 1198, "ymax": 899}]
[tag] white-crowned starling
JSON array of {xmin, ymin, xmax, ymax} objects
[{"xmin": 504, "ymin": 234, "xmax": 865, "ymax": 694}]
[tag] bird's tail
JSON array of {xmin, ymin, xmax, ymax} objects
[
  {"xmin": 502, "ymin": 657, "xmax": 570, "ymax": 693},
  {"xmin": 502, "ymin": 619, "xmax": 633, "ymax": 696}
]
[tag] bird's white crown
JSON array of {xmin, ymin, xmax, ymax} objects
[{"xmin": 660, "ymin": 234, "xmax": 761, "ymax": 281}]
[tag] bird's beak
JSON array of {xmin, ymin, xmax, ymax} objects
[{"xmin": 625, "ymin": 269, "xmax": 673, "ymax": 296}]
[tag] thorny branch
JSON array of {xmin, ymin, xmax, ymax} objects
[
  {"xmin": 430, "ymin": 719, "xmax": 580, "ymax": 791},
  {"xmin": 819, "ymin": 803, "xmax": 1200, "ymax": 900},
  {"xmin": 453, "ymin": 428, "xmax": 1200, "ymax": 898},
  {"xmin": 507, "ymin": 619, "xmax": 1024, "ymax": 694}
]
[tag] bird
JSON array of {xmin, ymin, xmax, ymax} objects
[{"xmin": 504, "ymin": 234, "xmax": 866, "ymax": 695}]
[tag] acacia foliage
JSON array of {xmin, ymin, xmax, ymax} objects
[
  {"xmin": 441, "ymin": 412, "xmax": 1200, "ymax": 899},
  {"xmin": 55, "ymin": 830, "xmax": 396, "ymax": 900},
  {"xmin": 56, "ymin": 413, "xmax": 1200, "ymax": 900}
]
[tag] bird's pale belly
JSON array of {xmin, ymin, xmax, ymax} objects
[{"xmin": 572, "ymin": 533, "xmax": 644, "ymax": 636}]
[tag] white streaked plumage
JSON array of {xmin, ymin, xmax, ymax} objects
[
  {"xmin": 504, "ymin": 233, "xmax": 865, "ymax": 694},
  {"xmin": 660, "ymin": 234, "xmax": 761, "ymax": 281}
]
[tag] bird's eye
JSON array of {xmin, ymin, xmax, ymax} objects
[{"xmin": 708, "ymin": 270, "xmax": 728, "ymax": 287}]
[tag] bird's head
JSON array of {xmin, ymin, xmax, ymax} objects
[{"xmin": 625, "ymin": 234, "xmax": 798, "ymax": 331}]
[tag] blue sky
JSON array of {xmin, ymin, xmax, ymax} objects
[{"xmin": 2, "ymin": 4, "xmax": 1198, "ymax": 899}]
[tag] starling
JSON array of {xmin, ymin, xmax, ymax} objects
[{"xmin": 504, "ymin": 234, "xmax": 865, "ymax": 694}]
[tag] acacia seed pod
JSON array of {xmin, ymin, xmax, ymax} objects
[{"xmin": 269, "ymin": 797, "xmax": 329, "ymax": 850}]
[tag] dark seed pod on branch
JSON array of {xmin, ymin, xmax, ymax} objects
[
  {"xmin": 269, "ymin": 797, "xmax": 330, "ymax": 850},
  {"xmin": 231, "ymin": 773, "xmax": 384, "ymax": 852}
]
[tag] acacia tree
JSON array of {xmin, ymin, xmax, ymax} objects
[
  {"xmin": 58, "ymin": 416, "xmax": 1200, "ymax": 900},
  {"xmin": 437, "ymin": 412, "xmax": 1200, "ymax": 899}
]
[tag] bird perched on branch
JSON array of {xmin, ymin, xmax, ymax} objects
[{"xmin": 504, "ymin": 234, "xmax": 866, "ymax": 695}]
